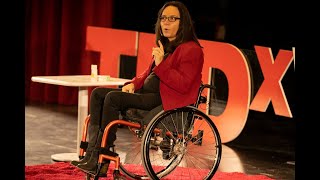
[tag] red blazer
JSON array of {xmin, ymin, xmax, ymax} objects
[{"xmin": 128, "ymin": 41, "xmax": 204, "ymax": 111}]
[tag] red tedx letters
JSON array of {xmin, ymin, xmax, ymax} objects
[{"xmin": 86, "ymin": 26, "xmax": 294, "ymax": 143}]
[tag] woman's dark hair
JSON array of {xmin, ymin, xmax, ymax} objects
[{"xmin": 155, "ymin": 1, "xmax": 202, "ymax": 54}]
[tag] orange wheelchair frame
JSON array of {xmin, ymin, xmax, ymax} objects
[{"xmin": 77, "ymin": 83, "xmax": 222, "ymax": 180}]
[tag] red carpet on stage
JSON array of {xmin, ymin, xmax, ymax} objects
[{"xmin": 25, "ymin": 162, "xmax": 274, "ymax": 180}]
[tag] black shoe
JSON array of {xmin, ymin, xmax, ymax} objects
[
  {"xmin": 70, "ymin": 152, "xmax": 91, "ymax": 167},
  {"xmin": 73, "ymin": 125, "xmax": 100, "ymax": 166},
  {"xmin": 78, "ymin": 161, "xmax": 110, "ymax": 176},
  {"xmin": 77, "ymin": 149, "xmax": 99, "ymax": 172},
  {"xmin": 77, "ymin": 162, "xmax": 97, "ymax": 173}
]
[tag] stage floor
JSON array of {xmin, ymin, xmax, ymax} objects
[{"xmin": 25, "ymin": 102, "xmax": 295, "ymax": 180}]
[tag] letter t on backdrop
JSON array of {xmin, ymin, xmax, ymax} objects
[{"xmin": 85, "ymin": 26, "xmax": 138, "ymax": 77}]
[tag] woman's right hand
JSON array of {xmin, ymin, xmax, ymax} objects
[
  {"xmin": 152, "ymin": 40, "xmax": 164, "ymax": 66},
  {"xmin": 122, "ymin": 83, "xmax": 135, "ymax": 93}
]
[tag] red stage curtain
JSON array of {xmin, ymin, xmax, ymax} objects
[{"xmin": 25, "ymin": 0, "xmax": 113, "ymax": 105}]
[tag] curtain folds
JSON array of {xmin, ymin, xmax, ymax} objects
[{"xmin": 25, "ymin": 0, "xmax": 113, "ymax": 105}]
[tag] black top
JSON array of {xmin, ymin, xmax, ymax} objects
[{"xmin": 142, "ymin": 62, "xmax": 160, "ymax": 93}]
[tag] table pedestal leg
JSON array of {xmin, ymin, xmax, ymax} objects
[
  {"xmin": 51, "ymin": 87, "xmax": 88, "ymax": 162},
  {"xmin": 77, "ymin": 87, "xmax": 89, "ymax": 155}
]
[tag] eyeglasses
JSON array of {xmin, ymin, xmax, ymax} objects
[{"xmin": 159, "ymin": 16, "xmax": 180, "ymax": 22}]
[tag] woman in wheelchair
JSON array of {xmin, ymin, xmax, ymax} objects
[{"xmin": 71, "ymin": 0, "xmax": 204, "ymax": 177}]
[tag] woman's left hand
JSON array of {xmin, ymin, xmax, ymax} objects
[{"xmin": 122, "ymin": 83, "xmax": 135, "ymax": 93}]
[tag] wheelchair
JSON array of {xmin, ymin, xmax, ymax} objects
[{"xmin": 77, "ymin": 83, "xmax": 222, "ymax": 180}]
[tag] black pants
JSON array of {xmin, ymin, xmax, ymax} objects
[{"xmin": 89, "ymin": 87, "xmax": 162, "ymax": 145}]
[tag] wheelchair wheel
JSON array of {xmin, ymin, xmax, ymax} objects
[
  {"xmin": 141, "ymin": 106, "xmax": 222, "ymax": 180},
  {"xmin": 113, "ymin": 123, "xmax": 150, "ymax": 179}
]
